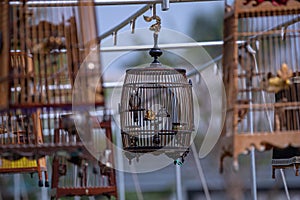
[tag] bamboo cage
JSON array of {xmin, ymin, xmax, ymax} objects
[
  {"xmin": 0, "ymin": 0, "xmax": 104, "ymax": 157},
  {"xmin": 51, "ymin": 113, "xmax": 117, "ymax": 199},
  {"xmin": 120, "ymin": 64, "xmax": 194, "ymax": 162},
  {"xmin": 119, "ymin": 43, "xmax": 194, "ymax": 163},
  {"xmin": 221, "ymin": 0, "xmax": 300, "ymax": 173},
  {"xmin": 0, "ymin": 1, "xmax": 117, "ymax": 198},
  {"xmin": 0, "ymin": 109, "xmax": 48, "ymax": 187},
  {"xmin": 0, "ymin": 0, "xmax": 104, "ymax": 110}
]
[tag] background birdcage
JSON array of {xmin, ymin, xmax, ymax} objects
[
  {"xmin": 0, "ymin": 109, "xmax": 49, "ymax": 187},
  {"xmin": 120, "ymin": 61, "xmax": 194, "ymax": 162},
  {"xmin": 0, "ymin": 1, "xmax": 117, "ymax": 198},
  {"xmin": 0, "ymin": 0, "xmax": 104, "ymax": 110},
  {"xmin": 221, "ymin": 0, "xmax": 300, "ymax": 172},
  {"xmin": 50, "ymin": 113, "xmax": 117, "ymax": 199}
]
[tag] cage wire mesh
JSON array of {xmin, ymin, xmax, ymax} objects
[
  {"xmin": 221, "ymin": 0, "xmax": 300, "ymax": 173},
  {"xmin": 120, "ymin": 61, "xmax": 194, "ymax": 162}
]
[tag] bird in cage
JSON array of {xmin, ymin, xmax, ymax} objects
[
  {"xmin": 129, "ymin": 90, "xmax": 141, "ymax": 123},
  {"xmin": 144, "ymin": 109, "xmax": 156, "ymax": 121},
  {"xmin": 129, "ymin": 135, "xmax": 138, "ymax": 147},
  {"xmin": 152, "ymin": 134, "xmax": 160, "ymax": 145},
  {"xmin": 32, "ymin": 36, "xmax": 66, "ymax": 54},
  {"xmin": 260, "ymin": 63, "xmax": 293, "ymax": 93},
  {"xmin": 56, "ymin": 148, "xmax": 84, "ymax": 167}
]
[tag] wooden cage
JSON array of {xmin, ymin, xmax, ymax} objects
[
  {"xmin": 0, "ymin": 0, "xmax": 104, "ymax": 110},
  {"xmin": 221, "ymin": 0, "xmax": 300, "ymax": 172},
  {"xmin": 51, "ymin": 113, "xmax": 117, "ymax": 199},
  {"xmin": 0, "ymin": 1, "xmax": 117, "ymax": 198},
  {"xmin": 0, "ymin": 109, "xmax": 48, "ymax": 186}
]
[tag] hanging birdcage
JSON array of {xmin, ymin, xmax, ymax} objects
[
  {"xmin": 220, "ymin": 0, "xmax": 300, "ymax": 172},
  {"xmin": 120, "ymin": 47, "xmax": 194, "ymax": 162},
  {"xmin": 0, "ymin": 0, "xmax": 104, "ymax": 111}
]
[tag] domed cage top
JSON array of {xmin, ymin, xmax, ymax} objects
[{"xmin": 120, "ymin": 63, "xmax": 194, "ymax": 154}]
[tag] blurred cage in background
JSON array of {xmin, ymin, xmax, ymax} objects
[
  {"xmin": 0, "ymin": 0, "xmax": 104, "ymax": 110},
  {"xmin": 0, "ymin": 0, "xmax": 104, "ymax": 154},
  {"xmin": 50, "ymin": 113, "xmax": 117, "ymax": 199},
  {"xmin": 272, "ymin": 76, "xmax": 300, "ymax": 177},
  {"xmin": 0, "ymin": 1, "xmax": 117, "ymax": 199},
  {"xmin": 221, "ymin": 0, "xmax": 300, "ymax": 174},
  {"xmin": 0, "ymin": 109, "xmax": 49, "ymax": 187}
]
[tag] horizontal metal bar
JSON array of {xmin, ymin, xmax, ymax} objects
[
  {"xmin": 186, "ymin": 54, "xmax": 223, "ymax": 77},
  {"xmin": 101, "ymin": 41, "xmax": 222, "ymax": 52},
  {"xmin": 9, "ymin": 0, "xmax": 221, "ymax": 7},
  {"xmin": 102, "ymin": 54, "xmax": 223, "ymax": 89},
  {"xmin": 100, "ymin": 41, "xmax": 245, "ymax": 52}
]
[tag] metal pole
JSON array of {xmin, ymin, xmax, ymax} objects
[
  {"xmin": 191, "ymin": 143, "xmax": 211, "ymax": 200},
  {"xmin": 251, "ymin": 49, "xmax": 291, "ymax": 200},
  {"xmin": 243, "ymin": 47, "xmax": 257, "ymax": 200},
  {"xmin": 248, "ymin": 84, "xmax": 257, "ymax": 200},
  {"xmin": 14, "ymin": 174, "xmax": 21, "ymax": 200},
  {"xmin": 100, "ymin": 41, "xmax": 246, "ymax": 52},
  {"xmin": 115, "ymin": 125, "xmax": 126, "ymax": 200},
  {"xmin": 250, "ymin": 147, "xmax": 257, "ymax": 200},
  {"xmin": 41, "ymin": 180, "xmax": 48, "ymax": 200},
  {"xmin": 176, "ymin": 164, "xmax": 183, "ymax": 200},
  {"xmin": 130, "ymin": 165, "xmax": 144, "ymax": 200},
  {"xmin": 280, "ymin": 169, "xmax": 291, "ymax": 200},
  {"xmin": 101, "ymin": 41, "xmax": 224, "ymax": 52}
]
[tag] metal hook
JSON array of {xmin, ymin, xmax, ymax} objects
[
  {"xmin": 130, "ymin": 19, "xmax": 136, "ymax": 34},
  {"xmin": 112, "ymin": 31, "xmax": 117, "ymax": 46}
]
